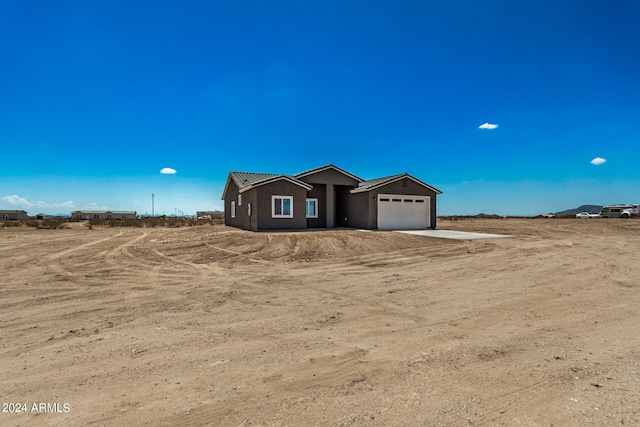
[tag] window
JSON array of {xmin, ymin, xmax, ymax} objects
[
  {"xmin": 247, "ymin": 203, "xmax": 251, "ymax": 217},
  {"xmin": 306, "ymin": 198, "xmax": 318, "ymax": 218},
  {"xmin": 231, "ymin": 201, "xmax": 236, "ymax": 218},
  {"xmin": 272, "ymin": 196, "xmax": 293, "ymax": 218},
  {"xmin": 238, "ymin": 194, "xmax": 242, "ymax": 206}
]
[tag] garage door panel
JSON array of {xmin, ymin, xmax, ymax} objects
[{"xmin": 377, "ymin": 194, "xmax": 429, "ymax": 229}]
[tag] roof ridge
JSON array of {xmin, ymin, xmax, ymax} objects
[
  {"xmin": 359, "ymin": 172, "xmax": 406, "ymax": 183},
  {"xmin": 230, "ymin": 170, "xmax": 281, "ymax": 176}
]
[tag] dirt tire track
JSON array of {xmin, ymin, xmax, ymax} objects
[
  {"xmin": 2, "ymin": 219, "xmax": 640, "ymax": 426},
  {"xmin": 46, "ymin": 231, "xmax": 124, "ymax": 277},
  {"xmin": 103, "ymin": 231, "xmax": 151, "ymax": 268}
]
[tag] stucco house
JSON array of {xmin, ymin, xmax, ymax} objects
[
  {"xmin": 72, "ymin": 210, "xmax": 137, "ymax": 220},
  {"xmin": 0, "ymin": 210, "xmax": 28, "ymax": 220},
  {"xmin": 222, "ymin": 164, "xmax": 441, "ymax": 231}
]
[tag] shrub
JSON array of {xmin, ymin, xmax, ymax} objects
[{"xmin": 39, "ymin": 218, "xmax": 67, "ymax": 229}]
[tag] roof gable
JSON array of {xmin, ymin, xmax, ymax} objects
[
  {"xmin": 295, "ymin": 164, "xmax": 363, "ymax": 182},
  {"xmin": 351, "ymin": 173, "xmax": 442, "ymax": 194}
]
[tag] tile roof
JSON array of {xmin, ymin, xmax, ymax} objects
[
  {"xmin": 229, "ymin": 172, "xmax": 282, "ymax": 190},
  {"xmin": 223, "ymin": 171, "xmax": 313, "ymax": 199},
  {"xmin": 354, "ymin": 173, "xmax": 407, "ymax": 191},
  {"xmin": 222, "ymin": 166, "xmax": 441, "ymax": 199}
]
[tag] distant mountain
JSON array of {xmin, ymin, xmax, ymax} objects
[
  {"xmin": 475, "ymin": 213, "xmax": 503, "ymax": 219},
  {"xmin": 554, "ymin": 205, "xmax": 602, "ymax": 216}
]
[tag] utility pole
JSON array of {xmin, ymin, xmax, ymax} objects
[{"xmin": 152, "ymin": 193, "xmax": 155, "ymax": 217}]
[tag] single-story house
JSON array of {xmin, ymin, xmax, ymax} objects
[
  {"xmin": 221, "ymin": 164, "xmax": 441, "ymax": 231},
  {"xmin": 0, "ymin": 210, "xmax": 28, "ymax": 220},
  {"xmin": 196, "ymin": 211, "xmax": 224, "ymax": 220},
  {"xmin": 72, "ymin": 210, "xmax": 137, "ymax": 220}
]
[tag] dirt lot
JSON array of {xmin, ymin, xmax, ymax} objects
[{"xmin": 1, "ymin": 218, "xmax": 639, "ymax": 426}]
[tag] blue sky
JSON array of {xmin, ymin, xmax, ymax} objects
[{"xmin": 1, "ymin": 1, "xmax": 638, "ymax": 216}]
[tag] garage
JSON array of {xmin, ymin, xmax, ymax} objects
[{"xmin": 377, "ymin": 194, "xmax": 430, "ymax": 230}]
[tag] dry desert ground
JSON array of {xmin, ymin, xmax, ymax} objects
[{"xmin": 1, "ymin": 218, "xmax": 640, "ymax": 426}]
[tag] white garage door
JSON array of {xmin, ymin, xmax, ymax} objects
[{"xmin": 377, "ymin": 194, "xmax": 430, "ymax": 230}]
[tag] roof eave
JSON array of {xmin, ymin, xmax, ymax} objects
[{"xmin": 240, "ymin": 175, "xmax": 312, "ymax": 192}]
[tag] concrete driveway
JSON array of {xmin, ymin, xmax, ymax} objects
[{"xmin": 395, "ymin": 229, "xmax": 509, "ymax": 240}]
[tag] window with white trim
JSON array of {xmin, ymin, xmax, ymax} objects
[
  {"xmin": 272, "ymin": 195, "xmax": 293, "ymax": 218},
  {"xmin": 238, "ymin": 194, "xmax": 242, "ymax": 206},
  {"xmin": 247, "ymin": 203, "xmax": 251, "ymax": 216},
  {"xmin": 231, "ymin": 201, "xmax": 236, "ymax": 218},
  {"xmin": 305, "ymin": 198, "xmax": 318, "ymax": 218}
]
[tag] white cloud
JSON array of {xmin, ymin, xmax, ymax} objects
[
  {"xmin": 590, "ymin": 157, "xmax": 606, "ymax": 165},
  {"xmin": 160, "ymin": 167, "xmax": 177, "ymax": 174},
  {"xmin": 2, "ymin": 194, "xmax": 75, "ymax": 209},
  {"xmin": 478, "ymin": 123, "xmax": 498, "ymax": 130},
  {"xmin": 82, "ymin": 203, "xmax": 109, "ymax": 210}
]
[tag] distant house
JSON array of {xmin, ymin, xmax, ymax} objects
[
  {"xmin": 221, "ymin": 164, "xmax": 441, "ymax": 231},
  {"xmin": 72, "ymin": 210, "xmax": 137, "ymax": 220},
  {"xmin": 0, "ymin": 210, "xmax": 28, "ymax": 220},
  {"xmin": 196, "ymin": 211, "xmax": 224, "ymax": 220}
]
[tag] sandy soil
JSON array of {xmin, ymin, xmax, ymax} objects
[{"xmin": 1, "ymin": 218, "xmax": 639, "ymax": 426}]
